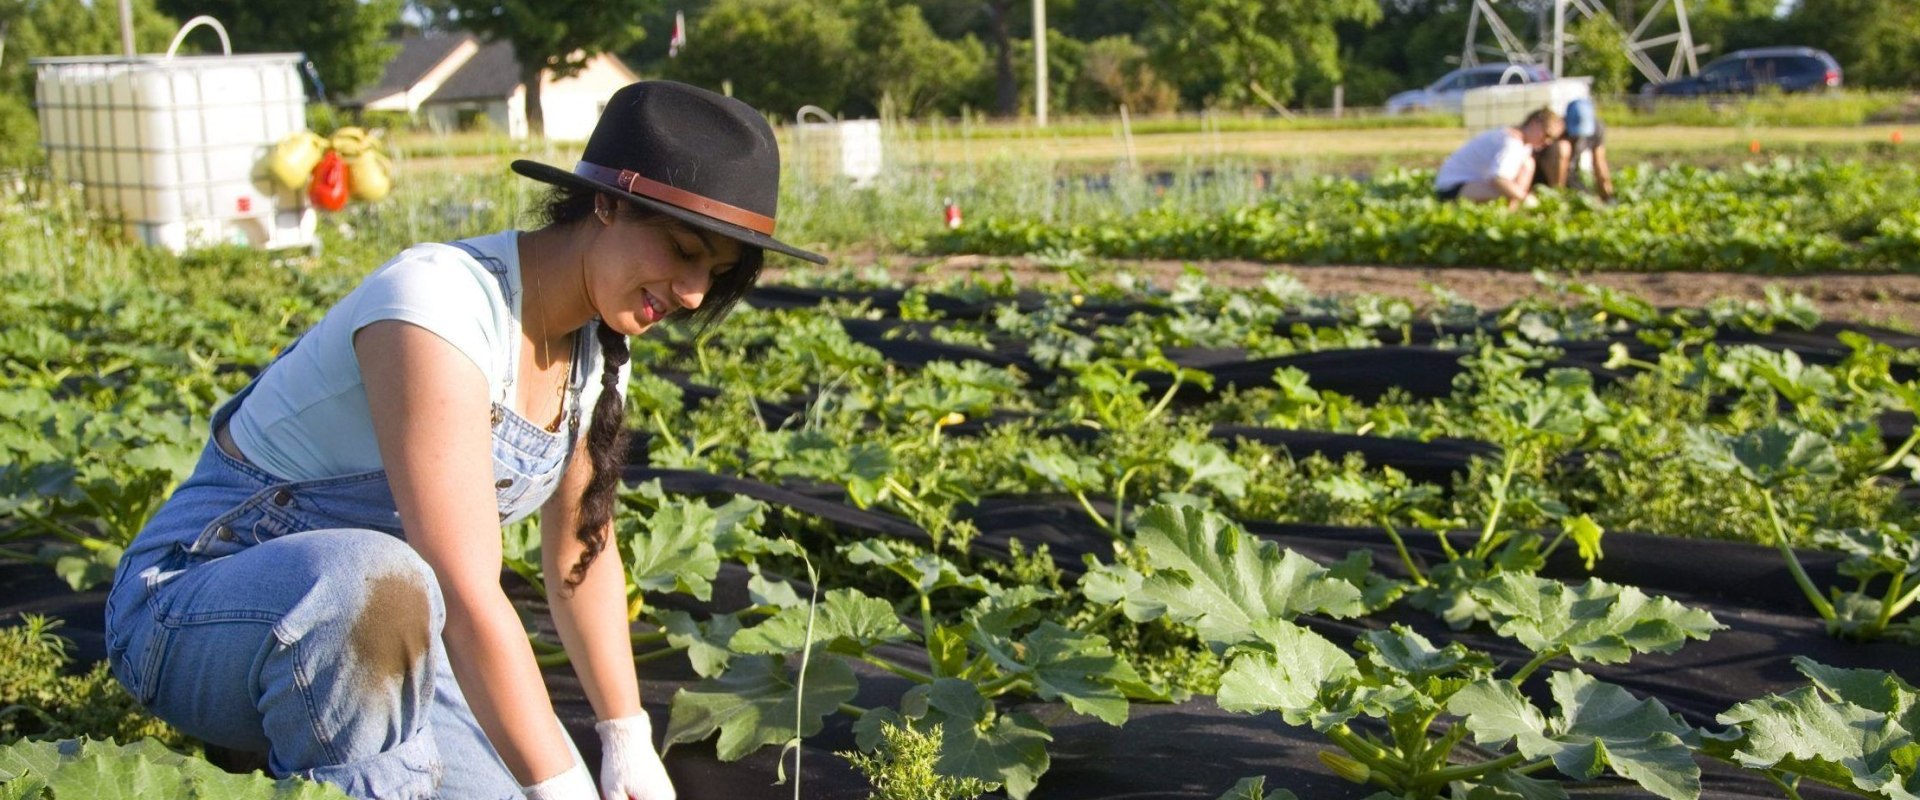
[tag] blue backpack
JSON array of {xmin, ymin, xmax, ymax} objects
[{"xmin": 1565, "ymin": 97, "xmax": 1597, "ymax": 138}]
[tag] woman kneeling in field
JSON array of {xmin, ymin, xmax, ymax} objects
[{"xmin": 103, "ymin": 81, "xmax": 825, "ymax": 800}]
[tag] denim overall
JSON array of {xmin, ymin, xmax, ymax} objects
[{"xmin": 105, "ymin": 243, "xmax": 588, "ymax": 800}]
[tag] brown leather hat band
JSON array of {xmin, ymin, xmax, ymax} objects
[{"xmin": 573, "ymin": 161, "xmax": 776, "ymax": 235}]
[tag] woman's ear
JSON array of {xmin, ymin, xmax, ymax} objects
[{"xmin": 595, "ymin": 195, "xmax": 614, "ymax": 225}]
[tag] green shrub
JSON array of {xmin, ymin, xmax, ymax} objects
[
  {"xmin": 840, "ymin": 721, "xmax": 996, "ymax": 800},
  {"xmin": 0, "ymin": 615, "xmax": 188, "ymax": 750}
]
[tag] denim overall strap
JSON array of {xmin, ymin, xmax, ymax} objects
[{"xmin": 447, "ymin": 240, "xmax": 587, "ymax": 447}]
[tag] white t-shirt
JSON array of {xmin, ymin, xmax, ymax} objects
[
  {"xmin": 228, "ymin": 231, "xmax": 630, "ymax": 481},
  {"xmin": 1435, "ymin": 128, "xmax": 1531, "ymax": 189}
]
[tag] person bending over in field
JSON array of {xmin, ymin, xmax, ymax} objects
[
  {"xmin": 1536, "ymin": 97, "xmax": 1616, "ymax": 202},
  {"xmin": 1434, "ymin": 107, "xmax": 1565, "ymax": 209},
  {"xmin": 103, "ymin": 81, "xmax": 825, "ymax": 800}
]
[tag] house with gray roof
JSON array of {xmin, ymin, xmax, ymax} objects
[{"xmin": 346, "ymin": 35, "xmax": 637, "ymax": 140}]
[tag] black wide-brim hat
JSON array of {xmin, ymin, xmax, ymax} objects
[{"xmin": 511, "ymin": 80, "xmax": 827, "ymax": 264}]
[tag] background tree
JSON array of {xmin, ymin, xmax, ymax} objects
[
  {"xmin": 1784, "ymin": 0, "xmax": 1920, "ymax": 89},
  {"xmin": 1567, "ymin": 14, "xmax": 1633, "ymax": 95},
  {"xmin": 1071, "ymin": 34, "xmax": 1178, "ymax": 113},
  {"xmin": 153, "ymin": 0, "xmax": 400, "ymax": 98},
  {"xmin": 418, "ymin": 0, "xmax": 653, "ymax": 136},
  {"xmin": 1140, "ymin": 0, "xmax": 1380, "ymax": 111},
  {"xmin": 845, "ymin": 0, "xmax": 989, "ymax": 117},
  {"xmin": 0, "ymin": 0, "xmax": 178, "ymax": 167},
  {"xmin": 663, "ymin": 0, "xmax": 857, "ymax": 118}
]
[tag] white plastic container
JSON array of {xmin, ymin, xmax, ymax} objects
[
  {"xmin": 32, "ymin": 19, "xmax": 317, "ymax": 252},
  {"xmin": 792, "ymin": 106, "xmax": 884, "ymax": 188},
  {"xmin": 1462, "ymin": 77, "xmax": 1593, "ymax": 131}
]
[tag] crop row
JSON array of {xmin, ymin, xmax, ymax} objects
[{"xmin": 929, "ymin": 160, "xmax": 1920, "ymax": 274}]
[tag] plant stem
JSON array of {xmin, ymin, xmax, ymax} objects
[
  {"xmin": 978, "ymin": 674, "xmax": 1029, "ymax": 699},
  {"xmin": 1763, "ymin": 770, "xmax": 1806, "ymax": 800},
  {"xmin": 632, "ymin": 645, "xmax": 686, "ymax": 665},
  {"xmin": 1144, "ymin": 372, "xmax": 1183, "ymax": 423},
  {"xmin": 1508, "ymin": 647, "xmax": 1565, "ymax": 687},
  {"xmin": 1378, "ymin": 514, "xmax": 1428, "ymax": 587},
  {"xmin": 1471, "ymin": 454, "xmax": 1520, "ymax": 562},
  {"xmin": 1327, "ymin": 725, "xmax": 1412, "ymax": 778},
  {"xmin": 633, "ymin": 630, "xmax": 669, "ymax": 646},
  {"xmin": 1416, "ymin": 721, "xmax": 1471, "ymax": 773},
  {"xmin": 919, "ymin": 593, "xmax": 941, "ymax": 679},
  {"xmin": 1111, "ymin": 465, "xmax": 1142, "ymax": 537},
  {"xmin": 1762, "ymin": 492, "xmax": 1836, "ymax": 620},
  {"xmin": 1871, "ymin": 429, "xmax": 1920, "ymax": 476},
  {"xmin": 859, "ymin": 654, "xmax": 934, "ymax": 685},
  {"xmin": 1882, "ymin": 578, "xmax": 1920, "ymax": 623},
  {"xmin": 837, "ymin": 702, "xmax": 868, "ymax": 719},
  {"xmin": 1073, "ymin": 490, "xmax": 1113, "ymax": 533},
  {"xmin": 1414, "ymin": 751, "xmax": 1528, "ymax": 787}
]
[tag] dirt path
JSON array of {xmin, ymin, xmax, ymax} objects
[{"xmin": 767, "ymin": 255, "xmax": 1920, "ymax": 329}]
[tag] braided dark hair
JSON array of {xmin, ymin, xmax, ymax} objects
[{"xmin": 534, "ymin": 183, "xmax": 765, "ymax": 591}]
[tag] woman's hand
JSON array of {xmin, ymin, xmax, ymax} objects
[
  {"xmin": 596, "ymin": 713, "xmax": 676, "ymax": 800},
  {"xmin": 521, "ymin": 758, "xmax": 597, "ymax": 800}
]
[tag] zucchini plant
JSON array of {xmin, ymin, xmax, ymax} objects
[
  {"xmin": 661, "ymin": 538, "xmax": 1171, "ymax": 798},
  {"xmin": 1706, "ymin": 657, "xmax": 1920, "ymax": 799},
  {"xmin": 1685, "ymin": 421, "xmax": 1920, "ymax": 641},
  {"xmin": 1121, "ymin": 503, "xmax": 1720, "ymax": 799}
]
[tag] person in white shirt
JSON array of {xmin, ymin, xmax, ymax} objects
[
  {"xmin": 104, "ymin": 81, "xmax": 826, "ymax": 800},
  {"xmin": 1434, "ymin": 108, "xmax": 1565, "ymax": 209}
]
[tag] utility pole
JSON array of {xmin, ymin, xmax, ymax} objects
[
  {"xmin": 1033, "ymin": 0, "xmax": 1048, "ymax": 127},
  {"xmin": 1552, "ymin": 0, "xmax": 1565, "ymax": 77},
  {"xmin": 119, "ymin": 0, "xmax": 136, "ymax": 56}
]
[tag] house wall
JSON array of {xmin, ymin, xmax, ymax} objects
[
  {"xmin": 420, "ymin": 91, "xmax": 522, "ymax": 138},
  {"xmin": 539, "ymin": 54, "xmax": 641, "ymax": 142}
]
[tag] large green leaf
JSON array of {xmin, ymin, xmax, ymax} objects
[
  {"xmin": 0, "ymin": 738, "xmax": 351, "ymax": 799},
  {"xmin": 656, "ymin": 610, "xmax": 741, "ymax": 678},
  {"xmin": 1714, "ymin": 685, "xmax": 1919, "ymax": 798},
  {"xmin": 1683, "ymin": 422, "xmax": 1839, "ymax": 488},
  {"xmin": 1543, "ymin": 671, "xmax": 1699, "ymax": 800},
  {"xmin": 965, "ymin": 585, "xmax": 1057, "ymax": 639},
  {"xmin": 1359, "ymin": 626, "xmax": 1490, "ymax": 681},
  {"xmin": 1215, "ymin": 620, "xmax": 1357, "ymax": 730},
  {"xmin": 729, "ymin": 589, "xmax": 913, "ymax": 657},
  {"xmin": 1170, "ymin": 440, "xmax": 1250, "ymax": 500},
  {"xmin": 1451, "ymin": 673, "xmax": 1699, "ymax": 800},
  {"xmin": 1472, "ymin": 574, "xmax": 1721, "ymax": 664},
  {"xmin": 621, "ymin": 501, "xmax": 725, "ymax": 601},
  {"xmin": 919, "ymin": 679, "xmax": 1052, "ymax": 800},
  {"xmin": 971, "ymin": 622, "xmax": 1141, "ymax": 726},
  {"xmin": 1449, "ymin": 679, "xmax": 1556, "ymax": 754},
  {"xmin": 1135, "ymin": 504, "xmax": 1363, "ymax": 646},
  {"xmin": 1077, "ymin": 557, "xmax": 1167, "ymax": 623},
  {"xmin": 1793, "ymin": 656, "xmax": 1920, "ymax": 734},
  {"xmin": 841, "ymin": 540, "xmax": 993, "ymax": 597},
  {"xmin": 664, "ymin": 655, "xmax": 859, "ymax": 761}
]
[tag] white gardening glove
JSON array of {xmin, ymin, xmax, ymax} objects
[
  {"xmin": 520, "ymin": 758, "xmax": 596, "ymax": 800},
  {"xmin": 595, "ymin": 712, "xmax": 677, "ymax": 800},
  {"xmin": 521, "ymin": 714, "xmax": 596, "ymax": 800}
]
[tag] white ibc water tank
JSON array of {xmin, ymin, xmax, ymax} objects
[
  {"xmin": 31, "ymin": 18, "xmax": 317, "ymax": 253},
  {"xmin": 1462, "ymin": 77, "xmax": 1594, "ymax": 131},
  {"xmin": 792, "ymin": 106, "xmax": 884, "ymax": 188}
]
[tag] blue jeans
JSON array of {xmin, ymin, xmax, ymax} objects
[{"xmin": 106, "ymin": 349, "xmax": 584, "ymax": 797}]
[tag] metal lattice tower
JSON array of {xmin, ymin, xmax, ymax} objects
[{"xmin": 1460, "ymin": 0, "xmax": 1707, "ymax": 84}]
